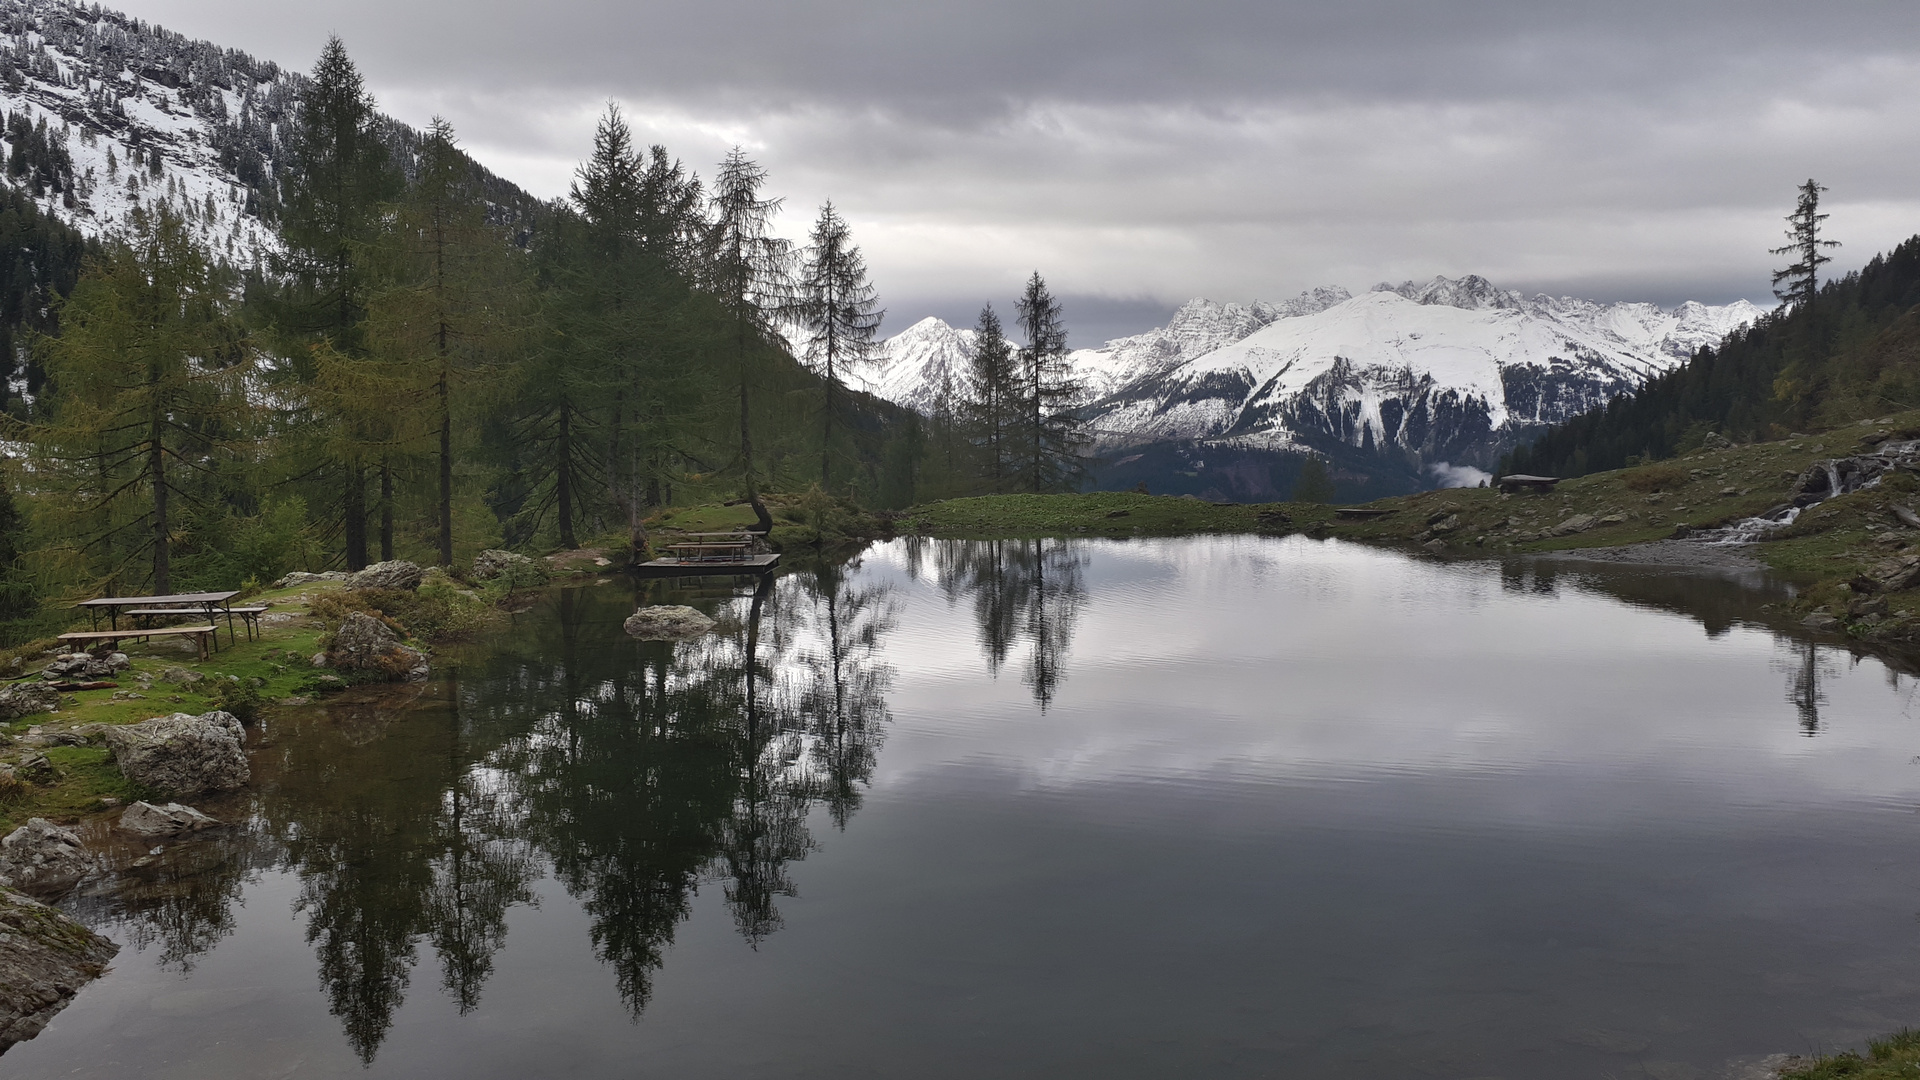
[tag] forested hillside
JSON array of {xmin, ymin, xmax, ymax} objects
[{"xmin": 1502, "ymin": 235, "xmax": 1920, "ymax": 477}]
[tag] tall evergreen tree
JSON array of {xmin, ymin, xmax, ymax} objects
[
  {"xmin": 35, "ymin": 208, "xmax": 248, "ymax": 594},
  {"xmin": 705, "ymin": 148, "xmax": 792, "ymax": 534},
  {"xmin": 964, "ymin": 303, "xmax": 1018, "ymax": 491},
  {"xmin": 1013, "ymin": 272, "xmax": 1083, "ymax": 493},
  {"xmin": 365, "ymin": 117, "xmax": 520, "ymax": 566},
  {"xmin": 274, "ymin": 36, "xmax": 397, "ymax": 569},
  {"xmin": 1772, "ymin": 179, "xmax": 1840, "ymax": 311},
  {"xmin": 794, "ymin": 201, "xmax": 882, "ymax": 488}
]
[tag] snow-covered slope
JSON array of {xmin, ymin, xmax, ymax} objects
[
  {"xmin": 871, "ymin": 275, "xmax": 1761, "ymax": 481},
  {"xmin": 0, "ymin": 0, "xmax": 535, "ymax": 264},
  {"xmin": 1093, "ymin": 277, "xmax": 1761, "ymax": 465}
]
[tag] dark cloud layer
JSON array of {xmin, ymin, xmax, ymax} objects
[{"xmin": 127, "ymin": 0, "xmax": 1920, "ymax": 337}]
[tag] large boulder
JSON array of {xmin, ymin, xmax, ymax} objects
[
  {"xmin": 102, "ymin": 711, "xmax": 249, "ymax": 798},
  {"xmin": 0, "ymin": 885, "xmax": 118, "ymax": 1052},
  {"xmin": 0, "ymin": 682, "xmax": 59, "ymax": 721},
  {"xmin": 116, "ymin": 801, "xmax": 221, "ymax": 838},
  {"xmin": 324, "ymin": 612, "xmax": 429, "ymax": 681},
  {"xmin": 345, "ymin": 560, "xmax": 423, "ymax": 591},
  {"xmin": 471, "ymin": 549, "xmax": 547, "ymax": 585},
  {"xmin": 39, "ymin": 652, "xmax": 128, "ymax": 681},
  {"xmin": 623, "ymin": 605, "xmax": 716, "ymax": 641},
  {"xmin": 0, "ymin": 819, "xmax": 92, "ymax": 893}
]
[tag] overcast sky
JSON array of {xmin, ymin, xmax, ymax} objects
[{"xmin": 121, "ymin": 0, "xmax": 1920, "ymax": 341}]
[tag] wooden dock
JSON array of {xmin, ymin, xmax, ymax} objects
[{"xmin": 635, "ymin": 553, "xmax": 782, "ymax": 577}]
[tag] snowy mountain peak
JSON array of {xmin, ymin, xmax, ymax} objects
[{"xmin": 1372, "ymin": 274, "xmax": 1523, "ymax": 311}]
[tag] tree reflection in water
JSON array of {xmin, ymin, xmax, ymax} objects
[
  {"xmin": 926, "ymin": 537, "xmax": 1085, "ymax": 710},
  {"xmin": 109, "ymin": 562, "xmax": 905, "ymax": 1062}
]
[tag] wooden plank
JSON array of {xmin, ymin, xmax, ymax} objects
[{"xmin": 75, "ymin": 590, "xmax": 238, "ymax": 607}]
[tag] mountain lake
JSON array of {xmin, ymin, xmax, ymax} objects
[{"xmin": 8, "ymin": 534, "xmax": 1920, "ymax": 1079}]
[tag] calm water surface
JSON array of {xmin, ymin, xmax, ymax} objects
[{"xmin": 12, "ymin": 536, "xmax": 1920, "ymax": 1079}]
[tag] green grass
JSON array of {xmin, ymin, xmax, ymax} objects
[{"xmin": 1782, "ymin": 1029, "xmax": 1920, "ymax": 1078}]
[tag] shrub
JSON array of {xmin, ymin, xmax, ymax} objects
[
  {"xmin": 1623, "ymin": 463, "xmax": 1689, "ymax": 492},
  {"xmin": 208, "ymin": 676, "xmax": 263, "ymax": 724}
]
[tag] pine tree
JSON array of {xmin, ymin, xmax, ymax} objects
[
  {"xmin": 794, "ymin": 201, "xmax": 882, "ymax": 489},
  {"xmin": 1292, "ymin": 455, "xmax": 1336, "ymax": 503},
  {"xmin": 964, "ymin": 303, "xmax": 1018, "ymax": 491},
  {"xmin": 1771, "ymin": 179, "xmax": 1840, "ymax": 311},
  {"xmin": 35, "ymin": 208, "xmax": 249, "ymax": 593},
  {"xmin": 274, "ymin": 36, "xmax": 398, "ymax": 569},
  {"xmin": 705, "ymin": 148, "xmax": 792, "ymax": 533},
  {"xmin": 1013, "ymin": 272, "xmax": 1083, "ymax": 493}
]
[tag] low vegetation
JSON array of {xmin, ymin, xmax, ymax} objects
[
  {"xmin": 1780, "ymin": 1029, "xmax": 1920, "ymax": 1079},
  {"xmin": 901, "ymin": 491, "xmax": 1331, "ymax": 538}
]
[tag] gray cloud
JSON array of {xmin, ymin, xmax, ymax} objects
[{"xmin": 126, "ymin": 0, "xmax": 1920, "ymax": 338}]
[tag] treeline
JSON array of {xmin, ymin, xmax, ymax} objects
[
  {"xmin": 1502, "ymin": 231, "xmax": 1920, "ymax": 478},
  {"xmin": 0, "ymin": 36, "xmax": 1028, "ymax": 632}
]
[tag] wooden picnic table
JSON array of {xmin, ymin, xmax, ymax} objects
[
  {"xmin": 668, "ymin": 541, "xmax": 754, "ymax": 564},
  {"xmin": 76, "ymin": 590, "xmax": 242, "ymax": 649}
]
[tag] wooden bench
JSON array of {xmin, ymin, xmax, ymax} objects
[
  {"xmin": 668, "ymin": 541, "xmax": 753, "ymax": 564},
  {"xmin": 58, "ymin": 625, "xmax": 216, "ymax": 661}
]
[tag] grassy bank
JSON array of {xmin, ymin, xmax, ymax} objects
[
  {"xmin": 0, "ymin": 565, "xmax": 546, "ymax": 833},
  {"xmin": 1779, "ymin": 1029, "xmax": 1920, "ymax": 1078},
  {"xmin": 901, "ymin": 491, "xmax": 1333, "ymax": 538}
]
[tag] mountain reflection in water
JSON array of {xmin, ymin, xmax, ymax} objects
[{"xmin": 25, "ymin": 536, "xmax": 1920, "ymax": 1080}]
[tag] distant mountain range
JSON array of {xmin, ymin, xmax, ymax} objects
[{"xmin": 866, "ymin": 277, "xmax": 1761, "ymax": 500}]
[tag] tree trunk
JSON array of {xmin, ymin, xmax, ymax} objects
[
  {"xmin": 556, "ymin": 404, "xmax": 577, "ymax": 549},
  {"xmin": 740, "ymin": 347, "xmax": 774, "ymax": 535},
  {"xmin": 438, "ymin": 368, "xmax": 453, "ymax": 567},
  {"xmin": 345, "ymin": 464, "xmax": 368, "ymax": 570},
  {"xmin": 149, "ymin": 414, "xmax": 168, "ymax": 594},
  {"xmin": 379, "ymin": 458, "xmax": 394, "ymax": 562}
]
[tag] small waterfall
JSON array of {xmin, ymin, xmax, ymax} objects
[{"xmin": 1690, "ymin": 438, "xmax": 1920, "ymax": 545}]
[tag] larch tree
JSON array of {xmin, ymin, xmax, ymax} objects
[
  {"xmin": 275, "ymin": 35, "xmax": 398, "ymax": 569},
  {"xmin": 365, "ymin": 117, "xmax": 520, "ymax": 567},
  {"xmin": 794, "ymin": 201, "xmax": 882, "ymax": 489},
  {"xmin": 35, "ymin": 208, "xmax": 248, "ymax": 594},
  {"xmin": 1013, "ymin": 273, "xmax": 1082, "ymax": 493},
  {"xmin": 964, "ymin": 303, "xmax": 1018, "ymax": 491},
  {"xmin": 705, "ymin": 148, "xmax": 792, "ymax": 534}
]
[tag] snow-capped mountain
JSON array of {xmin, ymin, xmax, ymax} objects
[
  {"xmin": 0, "ymin": 0, "xmax": 535, "ymax": 263},
  {"xmin": 869, "ymin": 275, "xmax": 1760, "ymax": 496}
]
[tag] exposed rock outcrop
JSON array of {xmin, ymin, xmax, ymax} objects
[
  {"xmin": 116, "ymin": 801, "xmax": 221, "ymax": 838},
  {"xmin": 0, "ymin": 820, "xmax": 92, "ymax": 893},
  {"xmin": 0, "ymin": 885, "xmax": 118, "ymax": 1052},
  {"xmin": 270, "ymin": 570, "xmax": 348, "ymax": 589},
  {"xmin": 101, "ymin": 711, "xmax": 249, "ymax": 798},
  {"xmin": 323, "ymin": 613, "xmax": 429, "ymax": 681},
  {"xmin": 0, "ymin": 683, "xmax": 60, "ymax": 721},
  {"xmin": 345, "ymin": 560, "xmax": 423, "ymax": 591},
  {"xmin": 623, "ymin": 605, "xmax": 716, "ymax": 641},
  {"xmin": 39, "ymin": 653, "xmax": 127, "ymax": 682}
]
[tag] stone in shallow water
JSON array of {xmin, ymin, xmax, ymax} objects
[
  {"xmin": 624, "ymin": 605, "xmax": 715, "ymax": 640},
  {"xmin": 0, "ymin": 885, "xmax": 118, "ymax": 1051},
  {"xmin": 117, "ymin": 800, "xmax": 222, "ymax": 837}
]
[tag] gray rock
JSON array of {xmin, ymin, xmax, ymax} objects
[
  {"xmin": 324, "ymin": 613, "xmax": 429, "ymax": 680},
  {"xmin": 471, "ymin": 549, "xmax": 547, "ymax": 584},
  {"xmin": 158, "ymin": 666, "xmax": 203, "ymax": 686},
  {"xmin": 0, "ymin": 819, "xmax": 92, "ymax": 893},
  {"xmin": 102, "ymin": 711, "xmax": 249, "ymax": 798},
  {"xmin": 345, "ymin": 560, "xmax": 424, "ymax": 591},
  {"xmin": 623, "ymin": 605, "xmax": 716, "ymax": 641},
  {"xmin": 270, "ymin": 570, "xmax": 348, "ymax": 589},
  {"xmin": 0, "ymin": 682, "xmax": 60, "ymax": 720},
  {"xmin": 1551, "ymin": 514, "xmax": 1598, "ymax": 536},
  {"xmin": 0, "ymin": 885, "xmax": 118, "ymax": 1051},
  {"xmin": 116, "ymin": 801, "xmax": 221, "ymax": 838},
  {"xmin": 1802, "ymin": 612, "xmax": 1844, "ymax": 633},
  {"xmin": 1422, "ymin": 538, "xmax": 1448, "ymax": 553},
  {"xmin": 15, "ymin": 753, "xmax": 56, "ymax": 784},
  {"xmin": 39, "ymin": 652, "xmax": 128, "ymax": 681},
  {"xmin": 1428, "ymin": 514, "xmax": 1462, "ymax": 534}
]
